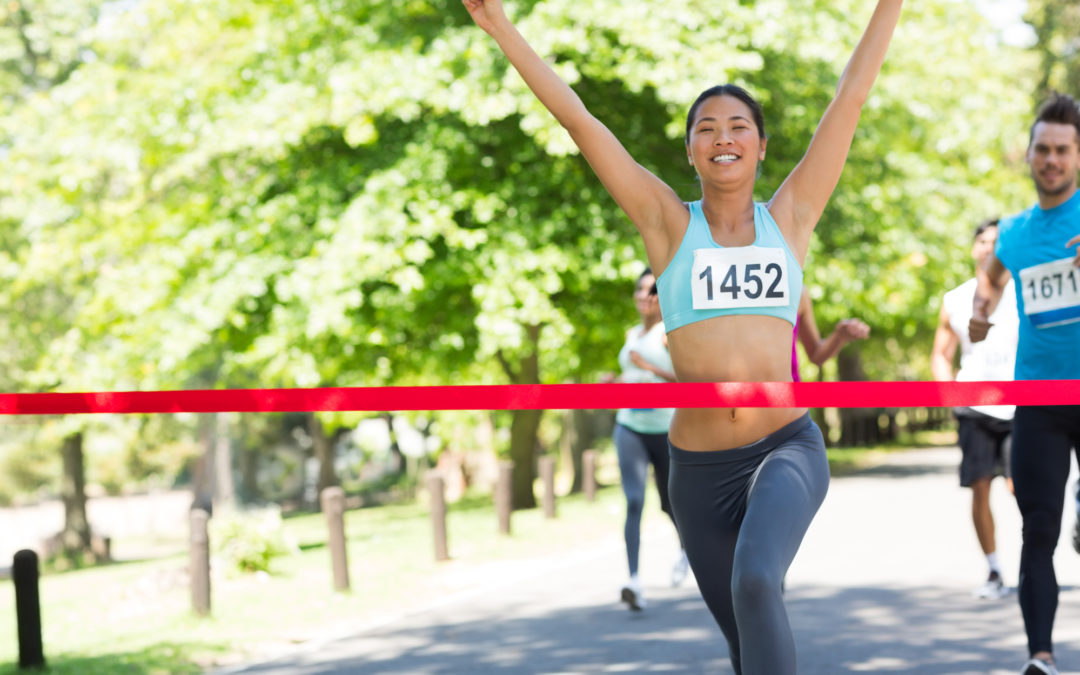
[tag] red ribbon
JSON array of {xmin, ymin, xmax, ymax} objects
[{"xmin": 0, "ymin": 380, "xmax": 1077, "ymax": 415}]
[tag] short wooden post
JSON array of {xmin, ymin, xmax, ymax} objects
[
  {"xmin": 427, "ymin": 473, "xmax": 449, "ymax": 561},
  {"xmin": 320, "ymin": 487, "xmax": 350, "ymax": 592},
  {"xmin": 539, "ymin": 455, "xmax": 557, "ymax": 518},
  {"xmin": 582, "ymin": 449, "xmax": 597, "ymax": 502},
  {"xmin": 495, "ymin": 461, "xmax": 513, "ymax": 535},
  {"xmin": 189, "ymin": 509, "xmax": 211, "ymax": 617},
  {"xmin": 13, "ymin": 550, "xmax": 45, "ymax": 669}
]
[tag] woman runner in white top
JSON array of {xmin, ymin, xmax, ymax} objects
[{"xmin": 606, "ymin": 269, "xmax": 687, "ymax": 610}]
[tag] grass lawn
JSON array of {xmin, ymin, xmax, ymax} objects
[
  {"xmin": 0, "ymin": 439, "xmax": 945, "ymax": 674},
  {"xmin": 0, "ymin": 480, "xmax": 631, "ymax": 674}
]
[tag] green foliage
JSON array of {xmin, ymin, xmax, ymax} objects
[
  {"xmin": 0, "ymin": 430, "xmax": 56, "ymax": 505},
  {"xmin": 0, "ymin": 0, "xmax": 105, "ymax": 99},
  {"xmin": 1025, "ymin": 0, "xmax": 1080, "ymax": 100},
  {"xmin": 211, "ymin": 509, "xmax": 295, "ymax": 574},
  {"xmin": 1, "ymin": 0, "xmax": 1038, "ymax": 397},
  {"xmin": 0, "ymin": 0, "xmax": 1053, "ymax": 505},
  {"xmin": 41, "ymin": 547, "xmax": 98, "ymax": 574}
]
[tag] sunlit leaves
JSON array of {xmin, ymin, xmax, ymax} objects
[{"xmin": 0, "ymin": 0, "xmax": 1045, "ymax": 403}]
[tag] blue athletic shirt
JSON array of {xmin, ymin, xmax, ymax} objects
[
  {"xmin": 656, "ymin": 200, "xmax": 802, "ymax": 332},
  {"xmin": 995, "ymin": 189, "xmax": 1080, "ymax": 380}
]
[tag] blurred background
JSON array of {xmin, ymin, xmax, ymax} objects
[{"xmin": 0, "ymin": 0, "xmax": 1075, "ymax": 670}]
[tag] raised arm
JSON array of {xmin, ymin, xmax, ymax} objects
[
  {"xmin": 769, "ymin": 0, "xmax": 904, "ymax": 260},
  {"xmin": 462, "ymin": 0, "xmax": 684, "ymax": 266},
  {"xmin": 969, "ymin": 252, "xmax": 1010, "ymax": 343}
]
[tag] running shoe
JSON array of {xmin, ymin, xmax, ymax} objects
[
  {"xmin": 974, "ymin": 570, "xmax": 1007, "ymax": 599},
  {"xmin": 1021, "ymin": 657, "xmax": 1059, "ymax": 675},
  {"xmin": 620, "ymin": 579, "xmax": 646, "ymax": 611},
  {"xmin": 671, "ymin": 550, "xmax": 690, "ymax": 587}
]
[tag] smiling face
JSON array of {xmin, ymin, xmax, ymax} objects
[
  {"xmin": 686, "ymin": 95, "xmax": 767, "ymax": 184},
  {"xmin": 1027, "ymin": 121, "xmax": 1080, "ymax": 199}
]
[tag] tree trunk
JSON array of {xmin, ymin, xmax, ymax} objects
[
  {"xmin": 239, "ymin": 447, "xmax": 259, "ymax": 505},
  {"xmin": 837, "ymin": 349, "xmax": 866, "ymax": 446},
  {"xmin": 213, "ymin": 412, "xmax": 235, "ymax": 513},
  {"xmin": 500, "ymin": 324, "xmax": 543, "ymax": 510},
  {"xmin": 508, "ymin": 409, "xmax": 543, "ymax": 509},
  {"xmin": 566, "ymin": 409, "xmax": 599, "ymax": 493},
  {"xmin": 561, "ymin": 411, "xmax": 579, "ymax": 494},
  {"xmin": 309, "ymin": 413, "xmax": 339, "ymax": 500},
  {"xmin": 191, "ymin": 415, "xmax": 215, "ymax": 514},
  {"xmin": 383, "ymin": 412, "xmax": 406, "ymax": 475},
  {"xmin": 59, "ymin": 432, "xmax": 91, "ymax": 555},
  {"xmin": 810, "ymin": 369, "xmax": 831, "ymax": 446}
]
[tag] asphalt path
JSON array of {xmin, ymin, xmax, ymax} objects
[{"xmin": 219, "ymin": 446, "xmax": 1080, "ymax": 674}]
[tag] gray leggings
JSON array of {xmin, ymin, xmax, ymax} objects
[
  {"xmin": 614, "ymin": 423, "xmax": 678, "ymax": 576},
  {"xmin": 669, "ymin": 414, "xmax": 829, "ymax": 675}
]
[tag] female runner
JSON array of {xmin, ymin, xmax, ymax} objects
[{"xmin": 462, "ymin": 1, "xmax": 902, "ymax": 672}]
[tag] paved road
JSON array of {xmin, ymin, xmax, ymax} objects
[{"xmin": 219, "ymin": 447, "xmax": 1080, "ymax": 674}]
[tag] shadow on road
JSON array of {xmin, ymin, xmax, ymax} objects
[
  {"xmin": 847, "ymin": 462, "xmax": 955, "ymax": 480},
  {"xmin": 232, "ymin": 582, "xmax": 1074, "ymax": 675}
]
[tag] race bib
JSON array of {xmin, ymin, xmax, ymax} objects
[
  {"xmin": 1018, "ymin": 257, "xmax": 1080, "ymax": 328},
  {"xmin": 691, "ymin": 247, "xmax": 788, "ymax": 310}
]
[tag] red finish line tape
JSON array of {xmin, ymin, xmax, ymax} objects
[{"xmin": 0, "ymin": 381, "xmax": 1077, "ymax": 415}]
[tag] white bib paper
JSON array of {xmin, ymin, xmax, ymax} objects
[
  {"xmin": 691, "ymin": 247, "xmax": 789, "ymax": 310},
  {"xmin": 1018, "ymin": 257, "xmax": 1080, "ymax": 328}
]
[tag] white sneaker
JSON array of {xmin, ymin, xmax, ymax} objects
[
  {"xmin": 974, "ymin": 570, "xmax": 1008, "ymax": 599},
  {"xmin": 1021, "ymin": 658, "xmax": 1059, "ymax": 675},
  {"xmin": 671, "ymin": 550, "xmax": 690, "ymax": 587},
  {"xmin": 620, "ymin": 578, "xmax": 646, "ymax": 611}
]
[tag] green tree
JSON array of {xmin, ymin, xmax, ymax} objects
[
  {"xmin": 0, "ymin": 0, "xmax": 1040, "ymax": 514},
  {"xmin": 1025, "ymin": 0, "xmax": 1080, "ymax": 100},
  {"xmin": 0, "ymin": 0, "xmax": 115, "ymax": 559}
]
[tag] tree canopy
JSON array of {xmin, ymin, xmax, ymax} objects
[{"xmin": 0, "ymin": 0, "xmax": 1051, "ymax": 502}]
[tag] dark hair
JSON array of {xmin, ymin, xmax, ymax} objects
[
  {"xmin": 685, "ymin": 84, "xmax": 766, "ymax": 143},
  {"xmin": 636, "ymin": 267, "xmax": 657, "ymax": 295},
  {"xmin": 1029, "ymin": 92, "xmax": 1080, "ymax": 147},
  {"xmin": 973, "ymin": 218, "xmax": 999, "ymax": 240}
]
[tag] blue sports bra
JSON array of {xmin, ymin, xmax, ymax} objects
[{"xmin": 656, "ymin": 200, "xmax": 802, "ymax": 332}]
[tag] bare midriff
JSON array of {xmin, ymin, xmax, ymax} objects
[{"xmin": 666, "ymin": 313, "xmax": 806, "ymax": 451}]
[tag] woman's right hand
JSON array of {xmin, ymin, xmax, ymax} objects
[{"xmin": 462, "ymin": 0, "xmax": 508, "ymax": 36}]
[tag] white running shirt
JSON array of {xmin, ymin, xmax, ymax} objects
[{"xmin": 943, "ymin": 278, "xmax": 1018, "ymax": 420}]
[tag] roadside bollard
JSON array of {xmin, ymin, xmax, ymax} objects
[
  {"xmin": 320, "ymin": 487, "xmax": 350, "ymax": 592},
  {"xmin": 495, "ymin": 461, "xmax": 513, "ymax": 535},
  {"xmin": 582, "ymin": 449, "xmax": 597, "ymax": 502},
  {"xmin": 13, "ymin": 549, "xmax": 45, "ymax": 669},
  {"xmin": 427, "ymin": 473, "xmax": 449, "ymax": 561},
  {"xmin": 189, "ymin": 509, "xmax": 211, "ymax": 617},
  {"xmin": 539, "ymin": 456, "xmax": 557, "ymax": 518}
]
